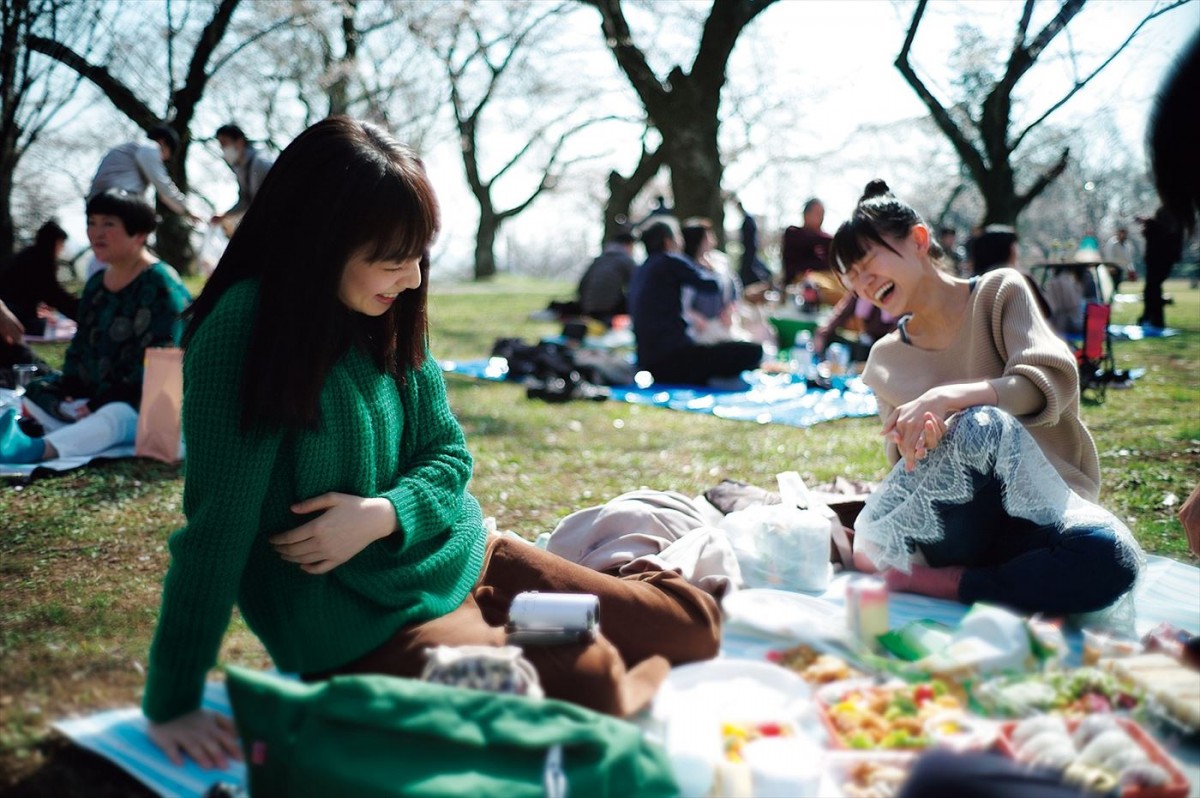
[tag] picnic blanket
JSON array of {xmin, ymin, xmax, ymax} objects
[
  {"xmin": 1107, "ymin": 324, "xmax": 1181, "ymax": 341},
  {"xmin": 441, "ymin": 358, "xmax": 879, "ymax": 429},
  {"xmin": 50, "ymin": 555, "xmax": 1199, "ymax": 798},
  {"xmin": 0, "ymin": 388, "xmax": 137, "ymax": 477},
  {"xmin": 53, "ymin": 680, "xmax": 245, "ymax": 797}
]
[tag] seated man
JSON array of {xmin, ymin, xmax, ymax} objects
[
  {"xmin": 628, "ymin": 220, "xmax": 762, "ymax": 387},
  {"xmin": 577, "ymin": 229, "xmax": 637, "ymax": 326}
]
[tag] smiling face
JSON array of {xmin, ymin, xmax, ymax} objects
[
  {"xmin": 337, "ymin": 252, "xmax": 422, "ymax": 316},
  {"xmin": 839, "ymin": 225, "xmax": 930, "ymax": 314}
]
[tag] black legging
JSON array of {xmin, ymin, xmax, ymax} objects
[{"xmin": 920, "ymin": 467, "xmax": 1136, "ymax": 616}]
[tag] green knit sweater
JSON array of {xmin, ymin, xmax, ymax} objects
[{"xmin": 143, "ymin": 280, "xmax": 486, "ymax": 722}]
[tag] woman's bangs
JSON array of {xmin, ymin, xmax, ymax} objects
[
  {"xmin": 353, "ymin": 170, "xmax": 440, "ymax": 264},
  {"xmin": 831, "ymin": 222, "xmax": 874, "ymax": 274}
]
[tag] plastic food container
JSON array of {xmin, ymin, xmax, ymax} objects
[
  {"xmin": 815, "ymin": 680, "xmax": 965, "ymax": 752},
  {"xmin": 1082, "ymin": 628, "xmax": 1145, "ymax": 665},
  {"xmin": 995, "ymin": 716, "xmax": 1189, "ymax": 798},
  {"xmin": 822, "ymin": 751, "xmax": 915, "ymax": 798}
]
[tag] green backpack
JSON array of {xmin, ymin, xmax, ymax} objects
[{"xmin": 225, "ymin": 666, "xmax": 679, "ymax": 798}]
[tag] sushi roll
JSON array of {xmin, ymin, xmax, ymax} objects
[
  {"xmin": 1077, "ymin": 729, "xmax": 1138, "ymax": 767},
  {"xmin": 1118, "ymin": 762, "xmax": 1171, "ymax": 788},
  {"xmin": 1071, "ymin": 714, "xmax": 1120, "ymax": 748},
  {"xmin": 1011, "ymin": 714, "xmax": 1068, "ymax": 749},
  {"xmin": 1099, "ymin": 746, "xmax": 1149, "ymax": 773},
  {"xmin": 1027, "ymin": 739, "xmax": 1078, "ymax": 771}
]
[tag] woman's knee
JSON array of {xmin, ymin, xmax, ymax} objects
[
  {"xmin": 92, "ymin": 401, "xmax": 139, "ymax": 438},
  {"xmin": 1057, "ymin": 527, "xmax": 1138, "ymax": 610},
  {"xmin": 523, "ymin": 635, "xmax": 668, "ymax": 717},
  {"xmin": 477, "ymin": 536, "xmax": 721, "ymax": 664},
  {"xmin": 944, "ymin": 405, "xmax": 1013, "ymax": 453},
  {"xmin": 618, "ymin": 570, "xmax": 721, "ymax": 662}
]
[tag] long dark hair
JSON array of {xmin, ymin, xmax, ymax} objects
[
  {"xmin": 830, "ymin": 180, "xmax": 944, "ymax": 275},
  {"xmin": 681, "ymin": 219, "xmax": 712, "ymax": 261},
  {"xmin": 184, "ymin": 116, "xmax": 441, "ymax": 431},
  {"xmin": 1149, "ymin": 32, "xmax": 1199, "ymax": 236},
  {"xmin": 22, "ymin": 220, "xmax": 68, "ymax": 278}
]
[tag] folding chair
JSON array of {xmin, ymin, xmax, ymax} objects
[{"xmin": 1076, "ymin": 301, "xmax": 1115, "ymax": 402}]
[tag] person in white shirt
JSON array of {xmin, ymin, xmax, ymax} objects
[
  {"xmin": 1101, "ymin": 226, "xmax": 1137, "ymax": 293},
  {"xmin": 85, "ymin": 126, "xmax": 201, "ymax": 278}
]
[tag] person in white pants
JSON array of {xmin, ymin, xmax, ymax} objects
[{"xmin": 7, "ymin": 400, "xmax": 137, "ymax": 460}]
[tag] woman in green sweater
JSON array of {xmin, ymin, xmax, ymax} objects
[
  {"xmin": 143, "ymin": 117, "xmax": 720, "ymax": 769},
  {"xmin": 830, "ymin": 180, "xmax": 1141, "ymax": 621}
]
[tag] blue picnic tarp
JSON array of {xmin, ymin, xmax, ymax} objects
[{"xmin": 441, "ymin": 358, "xmax": 879, "ymax": 429}]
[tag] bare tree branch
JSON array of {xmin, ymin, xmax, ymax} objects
[
  {"xmin": 579, "ymin": 0, "xmax": 670, "ymax": 122},
  {"xmin": 209, "ymin": 11, "xmax": 304, "ymax": 76},
  {"xmin": 894, "ymin": 0, "xmax": 988, "ymax": 182},
  {"xmin": 1022, "ymin": 0, "xmax": 1085, "ymax": 65},
  {"xmin": 1010, "ymin": 0, "xmax": 1191, "ymax": 152},
  {"xmin": 691, "ymin": 0, "xmax": 774, "ymax": 93},
  {"xmin": 171, "ymin": 0, "xmax": 239, "ymax": 130},
  {"xmin": 1016, "ymin": 146, "xmax": 1070, "ymax": 212},
  {"xmin": 1012, "ymin": 0, "xmax": 1035, "ymax": 51},
  {"xmin": 28, "ymin": 33, "xmax": 161, "ymax": 129}
]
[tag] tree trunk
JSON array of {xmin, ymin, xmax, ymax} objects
[
  {"xmin": 149, "ymin": 139, "xmax": 192, "ymax": 272},
  {"xmin": 0, "ymin": 140, "xmax": 15, "ymax": 261},
  {"xmin": 603, "ymin": 145, "xmax": 665, "ymax": 242},
  {"xmin": 0, "ymin": 0, "xmax": 27, "ymax": 262},
  {"xmin": 980, "ymin": 164, "xmax": 1019, "ymax": 227},
  {"xmin": 662, "ymin": 113, "xmax": 725, "ymax": 244},
  {"xmin": 474, "ymin": 208, "xmax": 498, "ymax": 280},
  {"xmin": 584, "ymin": 0, "xmax": 776, "ymax": 250}
]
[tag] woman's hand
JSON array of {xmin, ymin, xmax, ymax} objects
[
  {"xmin": 58, "ymin": 398, "xmax": 91, "ymax": 420},
  {"xmin": 1180, "ymin": 484, "xmax": 1200, "ymax": 558},
  {"xmin": 883, "ymin": 383, "xmax": 994, "ymax": 471},
  {"xmin": 0, "ymin": 300, "xmax": 23, "ymax": 345},
  {"xmin": 147, "ymin": 709, "xmax": 242, "ymax": 769},
  {"xmin": 269, "ymin": 493, "xmax": 396, "ymax": 574},
  {"xmin": 883, "ymin": 391, "xmax": 953, "ymax": 471}
]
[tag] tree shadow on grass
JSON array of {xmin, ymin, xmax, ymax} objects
[
  {"xmin": 2, "ymin": 457, "xmax": 182, "ymax": 490},
  {"xmin": 4, "ymin": 736, "xmax": 158, "ymax": 798}
]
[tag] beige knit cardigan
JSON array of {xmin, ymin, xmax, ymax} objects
[{"xmin": 862, "ymin": 268, "xmax": 1101, "ymax": 501}]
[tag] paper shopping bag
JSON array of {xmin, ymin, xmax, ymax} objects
[{"xmin": 135, "ymin": 347, "xmax": 184, "ymax": 463}]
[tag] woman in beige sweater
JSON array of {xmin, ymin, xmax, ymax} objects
[{"xmin": 830, "ymin": 180, "xmax": 1141, "ymax": 619}]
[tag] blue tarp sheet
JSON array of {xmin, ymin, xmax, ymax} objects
[{"xmin": 440, "ymin": 358, "xmax": 879, "ymax": 429}]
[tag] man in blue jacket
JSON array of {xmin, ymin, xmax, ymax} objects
[{"xmin": 629, "ymin": 221, "xmax": 763, "ymax": 386}]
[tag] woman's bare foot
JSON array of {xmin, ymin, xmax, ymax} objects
[{"xmin": 884, "ymin": 564, "xmax": 965, "ymax": 601}]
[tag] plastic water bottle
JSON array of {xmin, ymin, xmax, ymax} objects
[
  {"xmin": 826, "ymin": 342, "xmax": 850, "ymax": 375},
  {"xmin": 791, "ymin": 330, "xmax": 815, "ymax": 380}
]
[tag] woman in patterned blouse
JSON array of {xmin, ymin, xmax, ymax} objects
[{"xmin": 0, "ymin": 189, "xmax": 190, "ymax": 463}]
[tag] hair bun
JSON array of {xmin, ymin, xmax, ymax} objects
[{"xmin": 861, "ymin": 179, "xmax": 892, "ymax": 201}]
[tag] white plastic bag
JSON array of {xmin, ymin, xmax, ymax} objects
[
  {"xmin": 719, "ymin": 471, "xmax": 833, "ymax": 592},
  {"xmin": 194, "ymin": 223, "xmax": 228, "ymax": 277}
]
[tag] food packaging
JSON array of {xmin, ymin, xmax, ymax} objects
[
  {"xmin": 1083, "ymin": 628, "xmax": 1144, "ymax": 666},
  {"xmin": 996, "ymin": 716, "xmax": 1189, "ymax": 798},
  {"xmin": 845, "ymin": 578, "xmax": 889, "ymax": 652}
]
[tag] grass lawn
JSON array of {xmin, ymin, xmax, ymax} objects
[{"xmin": 1, "ymin": 275, "xmax": 1197, "ymax": 794}]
